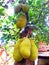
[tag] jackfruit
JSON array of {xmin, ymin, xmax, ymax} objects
[
  {"xmin": 20, "ymin": 37, "xmax": 31, "ymax": 58},
  {"xmin": 28, "ymin": 39, "xmax": 38, "ymax": 61},
  {"xmin": 22, "ymin": 4, "xmax": 29, "ymax": 12},
  {"xmin": 16, "ymin": 15, "xmax": 27, "ymax": 28},
  {"xmin": 13, "ymin": 39, "xmax": 23, "ymax": 62},
  {"xmin": 15, "ymin": 4, "xmax": 22, "ymax": 13}
]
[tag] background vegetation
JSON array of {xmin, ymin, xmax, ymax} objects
[{"xmin": 0, "ymin": 0, "xmax": 49, "ymax": 46}]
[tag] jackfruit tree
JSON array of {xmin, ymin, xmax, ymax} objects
[
  {"xmin": 0, "ymin": 0, "xmax": 49, "ymax": 44},
  {"xmin": 0, "ymin": 0, "xmax": 49, "ymax": 65}
]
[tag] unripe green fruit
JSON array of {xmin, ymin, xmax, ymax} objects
[
  {"xmin": 28, "ymin": 39, "xmax": 38, "ymax": 61},
  {"xmin": 16, "ymin": 15, "xmax": 27, "ymax": 28},
  {"xmin": 15, "ymin": 4, "xmax": 22, "ymax": 13},
  {"xmin": 13, "ymin": 39, "xmax": 23, "ymax": 62},
  {"xmin": 22, "ymin": 4, "xmax": 29, "ymax": 12},
  {"xmin": 19, "ymin": 37, "xmax": 31, "ymax": 58}
]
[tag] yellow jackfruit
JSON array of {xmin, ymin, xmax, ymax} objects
[
  {"xmin": 16, "ymin": 15, "xmax": 27, "ymax": 28},
  {"xmin": 20, "ymin": 37, "xmax": 31, "ymax": 58},
  {"xmin": 28, "ymin": 39, "xmax": 38, "ymax": 61},
  {"xmin": 13, "ymin": 39, "xmax": 23, "ymax": 62}
]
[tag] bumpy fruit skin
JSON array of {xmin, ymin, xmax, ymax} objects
[
  {"xmin": 20, "ymin": 37, "xmax": 31, "ymax": 58},
  {"xmin": 16, "ymin": 15, "xmax": 27, "ymax": 28},
  {"xmin": 13, "ymin": 39, "xmax": 23, "ymax": 62},
  {"xmin": 15, "ymin": 4, "xmax": 22, "ymax": 13},
  {"xmin": 28, "ymin": 39, "xmax": 38, "ymax": 61},
  {"xmin": 22, "ymin": 4, "xmax": 29, "ymax": 12}
]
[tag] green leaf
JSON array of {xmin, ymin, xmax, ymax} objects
[{"xmin": 0, "ymin": 6, "xmax": 4, "ymax": 15}]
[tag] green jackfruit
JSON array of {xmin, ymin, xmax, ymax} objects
[
  {"xmin": 16, "ymin": 15, "xmax": 27, "ymax": 29},
  {"xmin": 20, "ymin": 37, "xmax": 31, "ymax": 58},
  {"xmin": 13, "ymin": 39, "xmax": 23, "ymax": 62},
  {"xmin": 28, "ymin": 39, "xmax": 38, "ymax": 61}
]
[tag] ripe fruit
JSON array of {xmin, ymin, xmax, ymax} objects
[
  {"xmin": 13, "ymin": 39, "xmax": 23, "ymax": 62},
  {"xmin": 28, "ymin": 39, "xmax": 38, "ymax": 61},
  {"xmin": 22, "ymin": 4, "xmax": 29, "ymax": 12},
  {"xmin": 16, "ymin": 15, "xmax": 27, "ymax": 28},
  {"xmin": 20, "ymin": 37, "xmax": 31, "ymax": 58}
]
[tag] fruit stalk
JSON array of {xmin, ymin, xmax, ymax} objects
[
  {"xmin": 25, "ymin": 12, "xmax": 29, "ymax": 22},
  {"xmin": 20, "ymin": 26, "xmax": 32, "ymax": 38}
]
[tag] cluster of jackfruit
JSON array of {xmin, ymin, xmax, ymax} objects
[
  {"xmin": 15, "ymin": 4, "xmax": 29, "ymax": 13},
  {"xmin": 13, "ymin": 37, "xmax": 38, "ymax": 62},
  {"xmin": 15, "ymin": 4, "xmax": 29, "ymax": 29}
]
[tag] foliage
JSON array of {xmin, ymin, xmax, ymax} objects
[{"xmin": 0, "ymin": 0, "xmax": 49, "ymax": 46}]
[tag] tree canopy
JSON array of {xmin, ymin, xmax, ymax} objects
[{"xmin": 0, "ymin": 0, "xmax": 49, "ymax": 46}]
